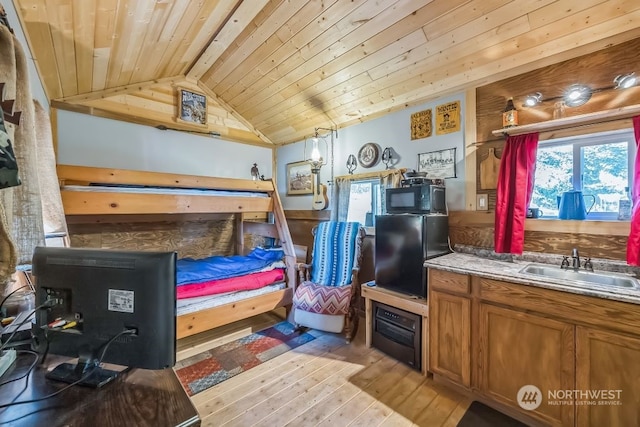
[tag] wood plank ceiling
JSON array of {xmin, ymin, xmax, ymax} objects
[{"xmin": 13, "ymin": 0, "xmax": 640, "ymax": 146}]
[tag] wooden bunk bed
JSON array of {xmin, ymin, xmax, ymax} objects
[{"xmin": 56, "ymin": 164, "xmax": 297, "ymax": 340}]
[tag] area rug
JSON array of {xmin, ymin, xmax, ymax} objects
[
  {"xmin": 174, "ymin": 321, "xmax": 316, "ymax": 396},
  {"xmin": 457, "ymin": 401, "xmax": 528, "ymax": 427}
]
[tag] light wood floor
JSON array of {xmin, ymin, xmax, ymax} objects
[{"xmin": 176, "ymin": 311, "xmax": 471, "ymax": 427}]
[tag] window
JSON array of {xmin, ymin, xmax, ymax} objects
[
  {"xmin": 530, "ymin": 130, "xmax": 635, "ymax": 220},
  {"xmin": 347, "ymin": 179, "xmax": 381, "ymax": 226}
]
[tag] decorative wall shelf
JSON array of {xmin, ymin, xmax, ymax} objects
[{"xmin": 491, "ymin": 104, "xmax": 640, "ymax": 137}]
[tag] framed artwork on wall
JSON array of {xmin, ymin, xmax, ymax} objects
[
  {"xmin": 177, "ymin": 88, "xmax": 208, "ymax": 126},
  {"xmin": 286, "ymin": 161, "xmax": 314, "ymax": 195},
  {"xmin": 417, "ymin": 147, "xmax": 456, "ymax": 179}
]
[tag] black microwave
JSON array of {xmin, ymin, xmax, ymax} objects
[{"xmin": 386, "ymin": 185, "xmax": 446, "ymax": 214}]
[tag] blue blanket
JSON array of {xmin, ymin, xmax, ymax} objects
[{"xmin": 177, "ymin": 247, "xmax": 284, "ymax": 286}]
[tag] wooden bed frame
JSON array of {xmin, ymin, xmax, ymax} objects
[{"xmin": 56, "ymin": 164, "xmax": 297, "ymax": 340}]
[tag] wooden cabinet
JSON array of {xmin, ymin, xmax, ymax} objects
[
  {"xmin": 361, "ymin": 285, "xmax": 429, "ymax": 375},
  {"xmin": 576, "ymin": 327, "xmax": 640, "ymax": 427},
  {"xmin": 427, "ymin": 267, "xmax": 640, "ymax": 427},
  {"xmin": 429, "ymin": 290, "xmax": 471, "ymax": 387},
  {"xmin": 478, "ymin": 303, "xmax": 575, "ymax": 426}
]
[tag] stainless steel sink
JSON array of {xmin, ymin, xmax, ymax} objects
[{"xmin": 519, "ymin": 264, "xmax": 639, "ymax": 289}]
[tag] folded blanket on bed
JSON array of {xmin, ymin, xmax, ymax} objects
[
  {"xmin": 177, "ymin": 247, "xmax": 284, "ymax": 286},
  {"xmin": 177, "ymin": 268, "xmax": 285, "ymax": 299}
]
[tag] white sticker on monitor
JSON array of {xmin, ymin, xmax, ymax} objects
[{"xmin": 108, "ymin": 289, "xmax": 134, "ymax": 313}]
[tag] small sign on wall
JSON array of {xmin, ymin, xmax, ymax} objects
[
  {"xmin": 435, "ymin": 101, "xmax": 460, "ymax": 135},
  {"xmin": 178, "ymin": 88, "xmax": 208, "ymax": 126},
  {"xmin": 417, "ymin": 147, "xmax": 456, "ymax": 179},
  {"xmin": 410, "ymin": 109, "xmax": 432, "ymax": 140}
]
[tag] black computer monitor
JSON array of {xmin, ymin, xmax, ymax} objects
[{"xmin": 31, "ymin": 246, "xmax": 177, "ymax": 388}]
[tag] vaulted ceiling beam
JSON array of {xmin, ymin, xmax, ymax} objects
[{"xmin": 57, "ymin": 76, "xmax": 184, "ymax": 104}]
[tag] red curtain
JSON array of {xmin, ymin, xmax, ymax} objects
[
  {"xmin": 626, "ymin": 116, "xmax": 640, "ymax": 265},
  {"xmin": 494, "ymin": 132, "xmax": 539, "ymax": 254}
]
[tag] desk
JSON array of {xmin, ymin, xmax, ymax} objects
[
  {"xmin": 361, "ymin": 284, "xmax": 429, "ymax": 375},
  {"xmin": 0, "ymin": 354, "xmax": 199, "ymax": 427}
]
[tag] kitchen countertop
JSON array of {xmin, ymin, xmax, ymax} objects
[{"xmin": 424, "ymin": 251, "xmax": 640, "ymax": 305}]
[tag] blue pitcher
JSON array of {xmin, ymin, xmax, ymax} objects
[{"xmin": 557, "ymin": 191, "xmax": 596, "ymax": 220}]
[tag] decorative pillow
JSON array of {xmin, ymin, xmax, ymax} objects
[
  {"xmin": 293, "ymin": 281, "xmax": 352, "ymax": 315},
  {"xmin": 310, "ymin": 221, "xmax": 361, "ymax": 286}
]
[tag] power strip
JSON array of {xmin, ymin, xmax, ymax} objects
[{"xmin": 0, "ymin": 349, "xmax": 17, "ymax": 378}]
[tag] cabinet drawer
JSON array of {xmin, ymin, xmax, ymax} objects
[
  {"xmin": 429, "ymin": 269, "xmax": 470, "ymax": 294},
  {"xmin": 478, "ymin": 277, "xmax": 640, "ymax": 336}
]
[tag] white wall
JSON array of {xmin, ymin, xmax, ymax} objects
[
  {"xmin": 277, "ymin": 92, "xmax": 466, "ymax": 211},
  {"xmin": 57, "ymin": 110, "xmax": 273, "ymax": 179}
]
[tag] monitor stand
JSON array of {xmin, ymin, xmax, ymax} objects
[{"xmin": 46, "ymin": 348, "xmax": 125, "ymax": 388}]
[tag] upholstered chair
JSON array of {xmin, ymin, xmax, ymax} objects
[{"xmin": 293, "ymin": 221, "xmax": 365, "ymax": 343}]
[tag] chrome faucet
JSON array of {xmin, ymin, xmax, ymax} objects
[
  {"xmin": 583, "ymin": 257, "xmax": 594, "ymax": 271},
  {"xmin": 571, "ymin": 248, "xmax": 581, "ymax": 270}
]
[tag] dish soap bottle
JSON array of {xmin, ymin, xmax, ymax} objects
[
  {"xmin": 618, "ymin": 186, "xmax": 632, "ymax": 220},
  {"xmin": 502, "ymin": 97, "xmax": 518, "ymax": 128}
]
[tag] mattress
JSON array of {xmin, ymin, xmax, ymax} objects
[
  {"xmin": 176, "ymin": 282, "xmax": 286, "ymax": 316},
  {"xmin": 62, "ymin": 184, "xmax": 268, "ymax": 198}
]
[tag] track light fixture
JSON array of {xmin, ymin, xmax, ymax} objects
[
  {"xmin": 614, "ymin": 73, "xmax": 637, "ymax": 89},
  {"xmin": 523, "ymin": 92, "xmax": 543, "ymax": 107},
  {"xmin": 563, "ymin": 84, "xmax": 592, "ymax": 107}
]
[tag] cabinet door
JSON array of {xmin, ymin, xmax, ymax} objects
[
  {"xmin": 576, "ymin": 327, "xmax": 640, "ymax": 427},
  {"xmin": 428, "ymin": 290, "xmax": 470, "ymax": 387},
  {"xmin": 478, "ymin": 303, "xmax": 574, "ymax": 426}
]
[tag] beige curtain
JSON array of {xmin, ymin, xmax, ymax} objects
[
  {"xmin": 0, "ymin": 25, "xmax": 45, "ymax": 293},
  {"xmin": 34, "ymin": 100, "xmax": 68, "ymax": 244},
  {"xmin": 380, "ymin": 169, "xmax": 404, "ymax": 214},
  {"xmin": 330, "ymin": 176, "xmax": 352, "ymax": 222},
  {"xmin": 330, "ymin": 169, "xmax": 406, "ymax": 222}
]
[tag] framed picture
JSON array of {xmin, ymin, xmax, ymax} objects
[
  {"xmin": 286, "ymin": 161, "xmax": 314, "ymax": 195},
  {"xmin": 417, "ymin": 147, "xmax": 456, "ymax": 179},
  {"xmin": 177, "ymin": 88, "xmax": 208, "ymax": 126}
]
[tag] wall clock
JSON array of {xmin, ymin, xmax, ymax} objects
[{"xmin": 358, "ymin": 143, "xmax": 379, "ymax": 168}]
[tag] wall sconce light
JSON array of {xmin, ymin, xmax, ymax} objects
[
  {"xmin": 381, "ymin": 147, "xmax": 394, "ymax": 169},
  {"xmin": 614, "ymin": 73, "xmax": 637, "ymax": 89},
  {"xmin": 304, "ymin": 127, "xmax": 336, "ymax": 174},
  {"xmin": 563, "ymin": 84, "xmax": 592, "ymax": 107},
  {"xmin": 523, "ymin": 92, "xmax": 543, "ymax": 107},
  {"xmin": 346, "ymin": 154, "xmax": 357, "ymax": 174}
]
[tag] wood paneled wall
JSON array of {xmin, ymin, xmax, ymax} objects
[
  {"xmin": 449, "ymin": 211, "xmax": 629, "ymax": 261},
  {"xmin": 475, "ymin": 37, "xmax": 640, "ymax": 210},
  {"xmin": 465, "ymin": 37, "xmax": 640, "ymax": 261},
  {"xmin": 68, "ymin": 217, "xmax": 237, "ymax": 259}
]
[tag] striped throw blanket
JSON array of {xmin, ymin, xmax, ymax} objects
[{"xmin": 309, "ymin": 221, "xmax": 360, "ymax": 286}]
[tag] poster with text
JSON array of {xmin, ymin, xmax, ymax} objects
[
  {"xmin": 410, "ymin": 109, "xmax": 432, "ymax": 140},
  {"xmin": 435, "ymin": 101, "xmax": 460, "ymax": 135}
]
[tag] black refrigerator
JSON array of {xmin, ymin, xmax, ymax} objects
[{"xmin": 374, "ymin": 214, "xmax": 449, "ymax": 298}]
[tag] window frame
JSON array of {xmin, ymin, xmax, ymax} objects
[
  {"xmin": 535, "ymin": 129, "xmax": 636, "ymax": 220},
  {"xmin": 346, "ymin": 178, "xmax": 381, "ymax": 228}
]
